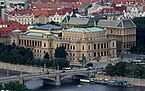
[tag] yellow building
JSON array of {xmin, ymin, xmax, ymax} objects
[
  {"xmin": 97, "ymin": 19, "xmax": 136, "ymax": 53},
  {"xmin": 58, "ymin": 27, "xmax": 117, "ymax": 61},
  {"xmin": 10, "ymin": 24, "xmax": 61, "ymax": 59},
  {"xmin": 10, "ymin": 18, "xmax": 137, "ymax": 61},
  {"xmin": 10, "ymin": 25, "xmax": 117, "ymax": 61}
]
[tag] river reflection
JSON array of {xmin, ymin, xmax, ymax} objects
[{"xmin": 30, "ymin": 80, "xmax": 145, "ymax": 91}]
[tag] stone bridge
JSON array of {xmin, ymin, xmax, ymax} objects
[{"xmin": 0, "ymin": 70, "xmax": 97, "ymax": 85}]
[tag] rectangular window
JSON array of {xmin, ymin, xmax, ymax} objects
[
  {"xmin": 112, "ymin": 42, "xmax": 115, "ymax": 47},
  {"xmin": 98, "ymin": 44, "xmax": 100, "ymax": 49},
  {"xmin": 101, "ymin": 43, "xmax": 103, "ymax": 49},
  {"xmin": 73, "ymin": 46, "xmax": 75, "ymax": 50},
  {"xmin": 44, "ymin": 43, "xmax": 46, "ymax": 47},
  {"xmin": 104, "ymin": 43, "xmax": 106, "ymax": 49},
  {"xmin": 88, "ymin": 45, "xmax": 91, "ymax": 50},
  {"xmin": 94, "ymin": 44, "xmax": 96, "ymax": 50},
  {"xmin": 82, "ymin": 45, "xmax": 85, "ymax": 50}
]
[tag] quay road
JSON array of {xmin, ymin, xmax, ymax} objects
[{"xmin": 0, "ymin": 69, "xmax": 97, "ymax": 85}]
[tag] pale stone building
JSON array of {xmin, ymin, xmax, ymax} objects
[
  {"xmin": 97, "ymin": 19, "xmax": 136, "ymax": 53},
  {"xmin": 10, "ymin": 18, "xmax": 136, "ymax": 61},
  {"xmin": 10, "ymin": 25, "xmax": 117, "ymax": 61},
  {"xmin": 58, "ymin": 27, "xmax": 117, "ymax": 61}
]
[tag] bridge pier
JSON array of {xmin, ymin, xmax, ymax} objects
[{"xmin": 55, "ymin": 73, "xmax": 61, "ymax": 85}]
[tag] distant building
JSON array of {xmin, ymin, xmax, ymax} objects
[
  {"xmin": 97, "ymin": 19, "xmax": 136, "ymax": 53},
  {"xmin": 7, "ymin": 8, "xmax": 72, "ymax": 25},
  {"xmin": 11, "ymin": 24, "xmax": 117, "ymax": 61},
  {"xmin": 61, "ymin": 17, "xmax": 97, "ymax": 29},
  {"xmin": 0, "ymin": 19, "xmax": 27, "ymax": 44},
  {"xmin": 123, "ymin": 4, "xmax": 145, "ymax": 18},
  {"xmin": 112, "ymin": 0, "xmax": 145, "ymax": 4}
]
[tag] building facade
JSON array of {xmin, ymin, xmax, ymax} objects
[
  {"xmin": 11, "ymin": 26, "xmax": 117, "ymax": 61},
  {"xmin": 59, "ymin": 27, "xmax": 117, "ymax": 61},
  {"xmin": 11, "ymin": 29, "xmax": 57, "ymax": 59},
  {"xmin": 7, "ymin": 8, "xmax": 72, "ymax": 25},
  {"xmin": 10, "ymin": 18, "xmax": 136, "ymax": 62},
  {"xmin": 97, "ymin": 19, "xmax": 136, "ymax": 53}
]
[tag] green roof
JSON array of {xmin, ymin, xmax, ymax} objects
[{"xmin": 65, "ymin": 27, "xmax": 103, "ymax": 33}]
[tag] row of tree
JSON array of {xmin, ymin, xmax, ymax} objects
[
  {"xmin": 130, "ymin": 17, "xmax": 145, "ymax": 54},
  {"xmin": 105, "ymin": 62, "xmax": 145, "ymax": 78},
  {"xmin": 0, "ymin": 82, "xmax": 27, "ymax": 91},
  {"xmin": 0, "ymin": 43, "xmax": 69, "ymax": 69},
  {"xmin": 42, "ymin": 46, "xmax": 69, "ymax": 69},
  {"xmin": 0, "ymin": 43, "xmax": 34, "ymax": 65}
]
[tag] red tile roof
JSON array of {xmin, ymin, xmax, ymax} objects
[
  {"xmin": 10, "ymin": 8, "xmax": 73, "ymax": 17},
  {"xmin": 0, "ymin": 19, "xmax": 28, "ymax": 37},
  {"xmin": 54, "ymin": 0, "xmax": 79, "ymax": 2},
  {"xmin": 81, "ymin": 0, "xmax": 99, "ymax": 4},
  {"xmin": 112, "ymin": 0, "xmax": 144, "ymax": 3},
  {"xmin": 30, "ymin": 2, "xmax": 83, "ymax": 10},
  {"xmin": 100, "ymin": 7, "xmax": 115, "ymax": 13},
  {"xmin": 10, "ymin": 9, "xmax": 32, "ymax": 16}
]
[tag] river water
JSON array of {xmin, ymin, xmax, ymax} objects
[
  {"xmin": 27, "ymin": 79, "xmax": 145, "ymax": 91},
  {"xmin": 0, "ymin": 68, "xmax": 145, "ymax": 91}
]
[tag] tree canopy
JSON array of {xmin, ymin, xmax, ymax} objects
[
  {"xmin": 130, "ymin": 17, "xmax": 145, "ymax": 54},
  {"xmin": 54, "ymin": 46, "xmax": 67, "ymax": 58},
  {"xmin": 53, "ymin": 46, "xmax": 69, "ymax": 69},
  {"xmin": 0, "ymin": 82, "xmax": 27, "ymax": 91},
  {"xmin": 105, "ymin": 62, "xmax": 145, "ymax": 78},
  {"xmin": 0, "ymin": 43, "xmax": 34, "ymax": 65}
]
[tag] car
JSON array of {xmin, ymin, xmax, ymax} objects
[{"xmin": 62, "ymin": 67, "xmax": 72, "ymax": 70}]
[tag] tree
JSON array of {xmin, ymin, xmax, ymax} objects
[
  {"xmin": 44, "ymin": 53, "xmax": 50, "ymax": 60},
  {"xmin": 4, "ymin": 82, "xmax": 27, "ymax": 91},
  {"xmin": 105, "ymin": 64, "xmax": 114, "ymax": 76},
  {"xmin": 131, "ymin": 17, "xmax": 145, "ymax": 54},
  {"xmin": 0, "ymin": 84, "xmax": 4, "ymax": 90},
  {"xmin": 54, "ymin": 46, "xmax": 69, "ymax": 69},
  {"xmin": 43, "ymin": 53, "xmax": 50, "ymax": 69},
  {"xmin": 54, "ymin": 46, "xmax": 67, "ymax": 58},
  {"xmin": 79, "ymin": 56, "xmax": 87, "ymax": 68}
]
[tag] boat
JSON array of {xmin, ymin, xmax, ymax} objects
[
  {"xmin": 80, "ymin": 79, "xmax": 90, "ymax": 83},
  {"xmin": 90, "ymin": 77, "xmax": 108, "ymax": 85},
  {"xmin": 107, "ymin": 80, "xmax": 129, "ymax": 87}
]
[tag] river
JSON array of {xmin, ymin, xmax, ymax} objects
[
  {"xmin": 26, "ymin": 79, "xmax": 145, "ymax": 91},
  {"xmin": 0, "ymin": 68, "xmax": 145, "ymax": 91}
]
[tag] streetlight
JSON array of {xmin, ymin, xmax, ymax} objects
[{"xmin": 6, "ymin": 66, "xmax": 9, "ymax": 77}]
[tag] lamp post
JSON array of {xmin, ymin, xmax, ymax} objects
[{"xmin": 6, "ymin": 66, "xmax": 9, "ymax": 77}]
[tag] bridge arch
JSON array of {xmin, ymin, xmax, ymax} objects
[{"xmin": 60, "ymin": 73, "xmax": 88, "ymax": 81}]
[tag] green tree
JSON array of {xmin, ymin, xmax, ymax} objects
[
  {"xmin": 4, "ymin": 82, "xmax": 27, "ymax": 91},
  {"xmin": 0, "ymin": 84, "xmax": 4, "ymax": 90},
  {"xmin": 79, "ymin": 56, "xmax": 87, "ymax": 68},
  {"xmin": 105, "ymin": 64, "xmax": 115, "ymax": 76},
  {"xmin": 54, "ymin": 46, "xmax": 69, "ymax": 69},
  {"xmin": 43, "ymin": 53, "xmax": 50, "ymax": 68},
  {"xmin": 54, "ymin": 46, "xmax": 67, "ymax": 58},
  {"xmin": 131, "ymin": 17, "xmax": 145, "ymax": 54}
]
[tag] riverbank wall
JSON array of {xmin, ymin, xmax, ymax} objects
[
  {"xmin": 96, "ymin": 74, "xmax": 145, "ymax": 86},
  {"xmin": 0, "ymin": 62, "xmax": 42, "ymax": 73}
]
